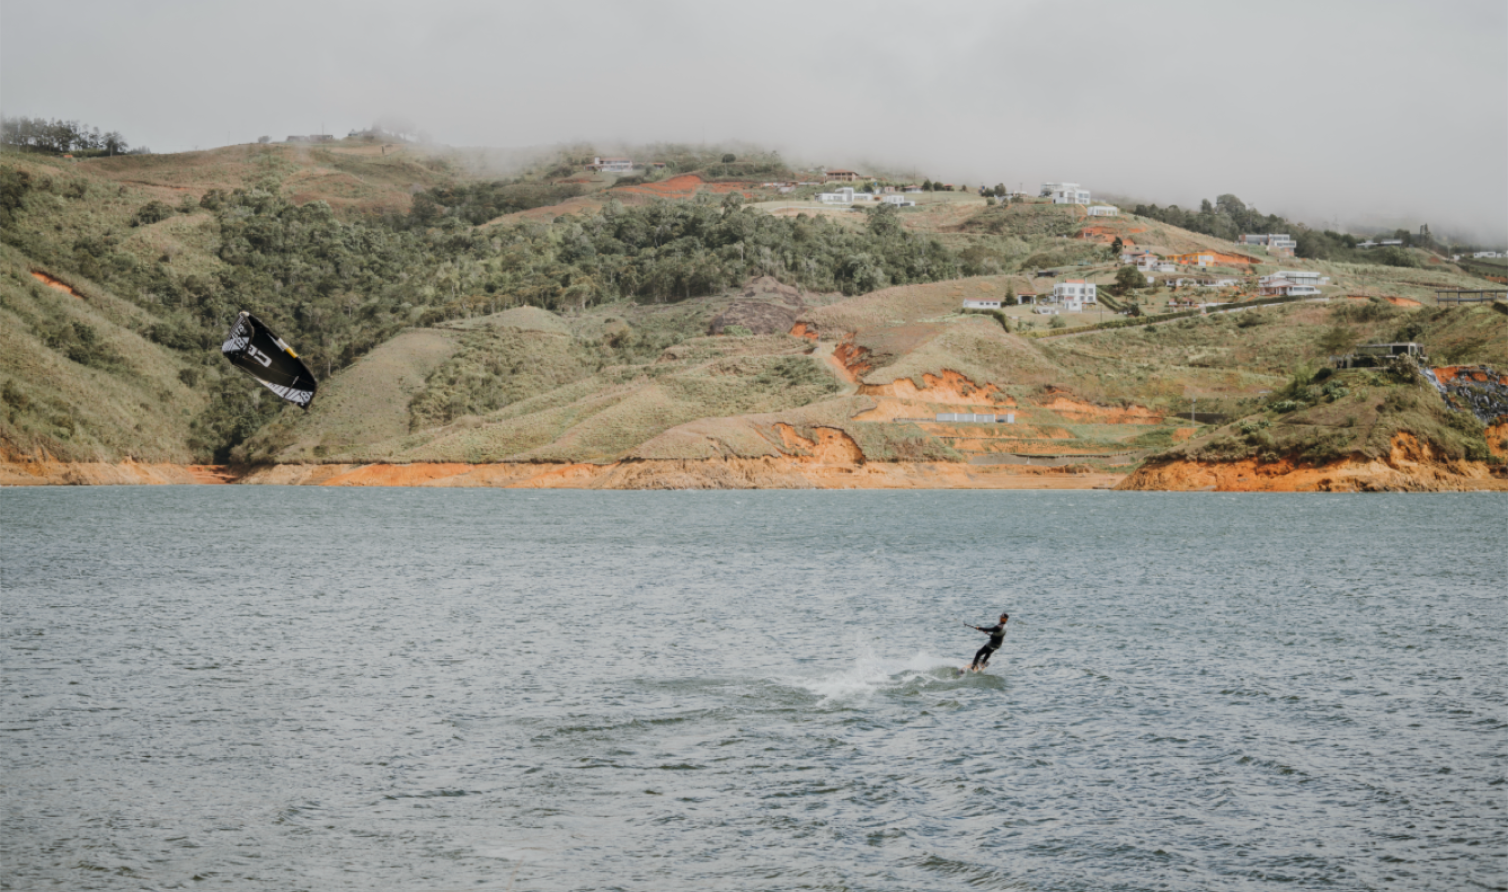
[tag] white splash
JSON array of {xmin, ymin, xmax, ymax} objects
[{"xmin": 789, "ymin": 647, "xmax": 957, "ymax": 702}]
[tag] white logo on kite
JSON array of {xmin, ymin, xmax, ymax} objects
[{"xmin": 246, "ymin": 346, "xmax": 273, "ymax": 368}]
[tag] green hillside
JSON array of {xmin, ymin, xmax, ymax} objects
[{"xmin": 2, "ymin": 141, "xmax": 1503, "ymax": 470}]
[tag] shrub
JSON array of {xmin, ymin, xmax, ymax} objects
[{"xmin": 130, "ymin": 200, "xmax": 173, "ymax": 226}]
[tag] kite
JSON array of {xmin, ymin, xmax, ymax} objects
[{"xmin": 220, "ymin": 311, "xmax": 318, "ymax": 409}]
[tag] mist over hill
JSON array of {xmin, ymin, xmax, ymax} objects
[{"xmin": 3, "ymin": 0, "xmax": 1504, "ymax": 245}]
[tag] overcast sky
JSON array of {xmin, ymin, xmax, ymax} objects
[{"xmin": 4, "ymin": 0, "xmax": 1505, "ymax": 242}]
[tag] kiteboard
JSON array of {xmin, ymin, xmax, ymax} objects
[{"xmin": 956, "ymin": 665, "xmax": 988, "ymax": 677}]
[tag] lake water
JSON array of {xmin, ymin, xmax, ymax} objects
[{"xmin": 2, "ymin": 489, "xmax": 1504, "ymax": 891}]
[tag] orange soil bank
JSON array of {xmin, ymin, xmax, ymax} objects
[
  {"xmin": 31, "ymin": 271, "xmax": 83, "ymax": 298},
  {"xmin": 233, "ymin": 459, "xmax": 1121, "ymax": 490},
  {"xmin": 858, "ymin": 370, "xmax": 1003, "ymax": 405},
  {"xmin": 832, "ymin": 340, "xmax": 873, "ymax": 378},
  {"xmin": 1432, "ymin": 366, "xmax": 1508, "ymax": 386},
  {"xmin": 1117, "ymin": 434, "xmax": 1508, "ymax": 492},
  {"xmin": 0, "ymin": 458, "xmax": 235, "ymax": 486}
]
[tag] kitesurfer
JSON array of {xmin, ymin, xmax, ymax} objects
[{"xmin": 966, "ymin": 613, "xmax": 1009, "ymax": 670}]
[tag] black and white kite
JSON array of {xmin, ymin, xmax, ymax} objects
[{"xmin": 221, "ymin": 311, "xmax": 318, "ymax": 409}]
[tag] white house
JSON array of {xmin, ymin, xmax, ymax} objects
[
  {"xmin": 962, "ymin": 298, "xmax": 1002, "ymax": 310},
  {"xmin": 591, "ymin": 156, "xmax": 635, "ymax": 173},
  {"xmin": 1240, "ymin": 234, "xmax": 1297, "ymax": 255},
  {"xmin": 1052, "ymin": 280, "xmax": 1097, "ymax": 310},
  {"xmin": 1042, "ymin": 182, "xmax": 1091, "ymax": 205},
  {"xmin": 1087, "ymin": 204, "xmax": 1118, "ymax": 217},
  {"xmin": 1265, "ymin": 270, "xmax": 1329, "ymax": 287},
  {"xmin": 1122, "ymin": 251, "xmax": 1167, "ymax": 275},
  {"xmin": 1473, "ymin": 251, "xmax": 1504, "ymax": 258},
  {"xmin": 1257, "ymin": 276, "xmax": 1323, "ymax": 297},
  {"xmin": 880, "ymin": 195, "xmax": 916, "ymax": 207},
  {"xmin": 819, "ymin": 187, "xmax": 856, "ymax": 204}
]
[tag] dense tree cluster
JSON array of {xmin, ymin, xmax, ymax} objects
[
  {"xmin": 1132, "ymin": 194, "xmax": 1290, "ymax": 244},
  {"xmin": 406, "ymin": 181, "xmax": 587, "ymax": 227},
  {"xmin": 1, "ymin": 116, "xmax": 144, "ymax": 156},
  {"xmin": 1133, "ymin": 194, "xmax": 1431, "ymax": 266}
]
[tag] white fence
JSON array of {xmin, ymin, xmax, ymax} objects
[{"xmin": 935, "ymin": 413, "xmax": 1015, "ymax": 423}]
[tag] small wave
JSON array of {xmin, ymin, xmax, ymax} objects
[{"xmin": 784, "ymin": 649, "xmax": 959, "ymax": 702}]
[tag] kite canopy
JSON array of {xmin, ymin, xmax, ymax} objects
[{"xmin": 221, "ymin": 311, "xmax": 318, "ymax": 409}]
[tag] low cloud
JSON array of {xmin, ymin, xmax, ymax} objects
[{"xmin": 4, "ymin": 0, "xmax": 1504, "ymax": 242}]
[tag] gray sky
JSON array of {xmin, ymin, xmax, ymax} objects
[{"xmin": 4, "ymin": 0, "xmax": 1505, "ymax": 243}]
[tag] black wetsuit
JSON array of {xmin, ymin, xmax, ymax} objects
[{"xmin": 971, "ymin": 623, "xmax": 1006, "ymax": 669}]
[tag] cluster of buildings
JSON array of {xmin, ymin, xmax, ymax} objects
[
  {"xmin": 1239, "ymin": 233, "xmax": 1297, "ymax": 257},
  {"xmin": 1040, "ymin": 182, "xmax": 1118, "ymax": 216},
  {"xmin": 960, "ymin": 280, "xmax": 1098, "ymax": 315},
  {"xmin": 816, "ymin": 187, "xmax": 915, "ymax": 207},
  {"xmin": 586, "ymin": 157, "xmax": 671, "ymax": 173}
]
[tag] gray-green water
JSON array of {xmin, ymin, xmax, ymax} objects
[{"xmin": 2, "ymin": 489, "xmax": 1504, "ymax": 891}]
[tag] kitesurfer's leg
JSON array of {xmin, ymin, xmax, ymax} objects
[{"xmin": 971, "ymin": 644, "xmax": 995, "ymax": 670}]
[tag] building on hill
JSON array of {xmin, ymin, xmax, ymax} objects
[
  {"xmin": 879, "ymin": 195, "xmax": 915, "ymax": 207},
  {"xmin": 1087, "ymin": 205, "xmax": 1119, "ymax": 217},
  {"xmin": 825, "ymin": 170, "xmax": 862, "ymax": 182},
  {"xmin": 962, "ymin": 297, "xmax": 1003, "ymax": 310},
  {"xmin": 1239, "ymin": 233, "xmax": 1297, "ymax": 256},
  {"xmin": 1258, "ymin": 271, "xmax": 1327, "ymax": 297},
  {"xmin": 1122, "ymin": 250, "xmax": 1167, "ymax": 275},
  {"xmin": 590, "ymin": 157, "xmax": 635, "ymax": 173},
  {"xmin": 1269, "ymin": 270, "xmax": 1329, "ymax": 286},
  {"xmin": 1052, "ymin": 280, "xmax": 1097, "ymax": 311},
  {"xmin": 819, "ymin": 187, "xmax": 856, "ymax": 204},
  {"xmin": 1041, "ymin": 182, "xmax": 1091, "ymax": 205}
]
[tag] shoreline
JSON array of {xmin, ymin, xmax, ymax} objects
[
  {"xmin": 1, "ymin": 458, "xmax": 1120, "ymax": 490},
  {"xmin": 5, "ymin": 455, "xmax": 1503, "ymax": 492}
]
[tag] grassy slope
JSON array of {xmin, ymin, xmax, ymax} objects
[{"xmin": 0, "ymin": 244, "xmax": 208, "ymax": 461}]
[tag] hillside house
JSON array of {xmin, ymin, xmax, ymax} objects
[
  {"xmin": 1266, "ymin": 270, "xmax": 1329, "ymax": 287},
  {"xmin": 591, "ymin": 157, "xmax": 635, "ymax": 173},
  {"xmin": 1257, "ymin": 276, "xmax": 1322, "ymax": 297},
  {"xmin": 825, "ymin": 170, "xmax": 862, "ymax": 182},
  {"xmin": 879, "ymin": 195, "xmax": 916, "ymax": 207},
  {"xmin": 1042, "ymin": 182, "xmax": 1091, "ymax": 205},
  {"xmin": 962, "ymin": 298, "xmax": 1003, "ymax": 310},
  {"xmin": 1052, "ymin": 280, "xmax": 1097, "ymax": 310},
  {"xmin": 1087, "ymin": 205, "xmax": 1119, "ymax": 217},
  {"xmin": 1240, "ymin": 234, "xmax": 1297, "ymax": 256},
  {"xmin": 1122, "ymin": 250, "xmax": 1167, "ymax": 274},
  {"xmin": 819, "ymin": 187, "xmax": 856, "ymax": 204}
]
